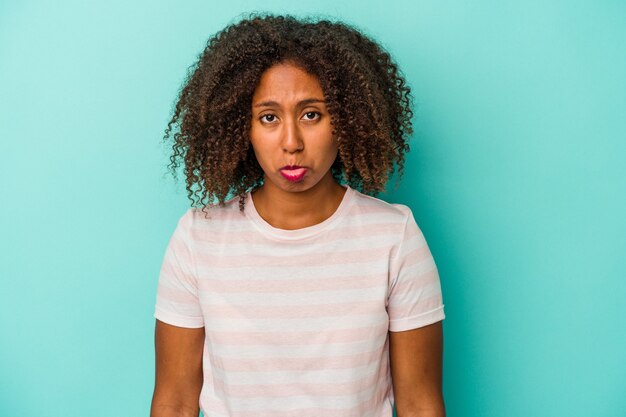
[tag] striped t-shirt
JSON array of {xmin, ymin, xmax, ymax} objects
[{"xmin": 154, "ymin": 184, "xmax": 445, "ymax": 417}]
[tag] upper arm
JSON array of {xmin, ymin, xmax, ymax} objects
[
  {"xmin": 389, "ymin": 321, "xmax": 445, "ymax": 417},
  {"xmin": 151, "ymin": 319, "xmax": 205, "ymax": 417}
]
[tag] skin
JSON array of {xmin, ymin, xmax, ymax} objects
[
  {"xmin": 151, "ymin": 61, "xmax": 445, "ymax": 417},
  {"xmin": 248, "ymin": 61, "xmax": 347, "ymax": 230},
  {"xmin": 389, "ymin": 322, "xmax": 446, "ymax": 417},
  {"xmin": 150, "ymin": 321, "xmax": 204, "ymax": 417}
]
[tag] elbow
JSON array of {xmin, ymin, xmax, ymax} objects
[
  {"xmin": 150, "ymin": 403, "xmax": 199, "ymax": 417},
  {"xmin": 396, "ymin": 400, "xmax": 446, "ymax": 417}
]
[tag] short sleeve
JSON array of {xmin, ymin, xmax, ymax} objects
[
  {"xmin": 387, "ymin": 206, "xmax": 445, "ymax": 332},
  {"xmin": 154, "ymin": 209, "xmax": 204, "ymax": 328}
]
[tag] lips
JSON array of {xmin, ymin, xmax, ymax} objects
[{"xmin": 280, "ymin": 165, "xmax": 307, "ymax": 182}]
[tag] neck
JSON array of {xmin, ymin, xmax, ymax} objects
[{"xmin": 251, "ymin": 173, "xmax": 347, "ymax": 230}]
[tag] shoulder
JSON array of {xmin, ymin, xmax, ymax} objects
[
  {"xmin": 176, "ymin": 194, "xmax": 247, "ymax": 238},
  {"xmin": 349, "ymin": 188, "xmax": 413, "ymax": 225}
]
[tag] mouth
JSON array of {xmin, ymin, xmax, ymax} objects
[{"xmin": 279, "ymin": 165, "xmax": 307, "ymax": 182}]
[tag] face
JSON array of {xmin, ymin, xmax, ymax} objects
[{"xmin": 249, "ymin": 61, "xmax": 338, "ymax": 193}]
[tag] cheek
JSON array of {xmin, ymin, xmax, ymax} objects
[
  {"xmin": 328, "ymin": 137, "xmax": 339, "ymax": 156},
  {"xmin": 318, "ymin": 143, "xmax": 339, "ymax": 167},
  {"xmin": 248, "ymin": 124, "xmax": 264, "ymax": 150},
  {"xmin": 251, "ymin": 143, "xmax": 266, "ymax": 161},
  {"xmin": 248, "ymin": 138, "xmax": 263, "ymax": 160},
  {"xmin": 249, "ymin": 141, "xmax": 276, "ymax": 172}
]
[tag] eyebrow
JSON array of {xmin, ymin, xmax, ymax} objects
[{"xmin": 253, "ymin": 98, "xmax": 326, "ymax": 108}]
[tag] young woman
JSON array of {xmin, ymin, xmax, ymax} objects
[{"xmin": 151, "ymin": 14, "xmax": 446, "ymax": 417}]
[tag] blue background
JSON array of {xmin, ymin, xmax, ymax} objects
[{"xmin": 1, "ymin": 1, "xmax": 624, "ymax": 416}]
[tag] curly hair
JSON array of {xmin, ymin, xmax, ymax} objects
[{"xmin": 163, "ymin": 13, "xmax": 414, "ymax": 215}]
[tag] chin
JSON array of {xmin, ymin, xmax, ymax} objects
[{"xmin": 274, "ymin": 176, "xmax": 318, "ymax": 191}]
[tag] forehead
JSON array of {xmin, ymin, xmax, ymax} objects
[{"xmin": 252, "ymin": 62, "xmax": 324, "ymax": 102}]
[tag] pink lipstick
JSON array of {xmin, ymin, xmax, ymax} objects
[{"xmin": 280, "ymin": 165, "xmax": 307, "ymax": 182}]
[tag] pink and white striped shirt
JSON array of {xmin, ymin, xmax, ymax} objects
[{"xmin": 154, "ymin": 184, "xmax": 445, "ymax": 417}]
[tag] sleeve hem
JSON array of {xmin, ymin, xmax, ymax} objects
[
  {"xmin": 388, "ymin": 305, "xmax": 445, "ymax": 332},
  {"xmin": 154, "ymin": 306, "xmax": 204, "ymax": 328}
]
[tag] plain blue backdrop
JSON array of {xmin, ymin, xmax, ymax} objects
[{"xmin": 1, "ymin": 1, "xmax": 625, "ymax": 416}]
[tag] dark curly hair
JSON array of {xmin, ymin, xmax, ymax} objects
[{"xmin": 163, "ymin": 13, "xmax": 414, "ymax": 214}]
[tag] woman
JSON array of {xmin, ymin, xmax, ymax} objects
[{"xmin": 151, "ymin": 14, "xmax": 446, "ymax": 417}]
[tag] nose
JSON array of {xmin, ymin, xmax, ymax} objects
[{"xmin": 281, "ymin": 117, "xmax": 304, "ymax": 154}]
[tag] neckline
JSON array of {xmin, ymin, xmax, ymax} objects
[{"xmin": 244, "ymin": 185, "xmax": 354, "ymax": 241}]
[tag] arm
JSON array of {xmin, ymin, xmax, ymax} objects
[
  {"xmin": 150, "ymin": 319, "xmax": 205, "ymax": 417},
  {"xmin": 389, "ymin": 321, "xmax": 445, "ymax": 417}
]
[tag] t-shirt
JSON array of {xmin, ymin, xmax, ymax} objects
[{"xmin": 154, "ymin": 184, "xmax": 445, "ymax": 417}]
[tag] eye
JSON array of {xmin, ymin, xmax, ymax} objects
[
  {"xmin": 260, "ymin": 114, "xmax": 277, "ymax": 124},
  {"xmin": 302, "ymin": 111, "xmax": 320, "ymax": 121}
]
